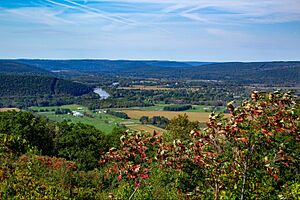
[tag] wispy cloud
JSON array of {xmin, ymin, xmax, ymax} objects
[
  {"xmin": 2, "ymin": 0, "xmax": 300, "ymax": 27},
  {"xmin": 1, "ymin": 7, "xmax": 73, "ymax": 26},
  {"xmin": 0, "ymin": 0, "xmax": 299, "ymax": 60}
]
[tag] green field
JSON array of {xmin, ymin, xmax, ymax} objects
[
  {"xmin": 29, "ymin": 104, "xmax": 159, "ymax": 134},
  {"xmin": 29, "ymin": 105, "xmax": 133, "ymax": 134},
  {"xmin": 29, "ymin": 104, "xmax": 224, "ymax": 134}
]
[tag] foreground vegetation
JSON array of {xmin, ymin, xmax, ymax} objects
[{"xmin": 0, "ymin": 91, "xmax": 299, "ymax": 199}]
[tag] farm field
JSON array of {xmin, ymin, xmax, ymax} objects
[
  {"xmin": 0, "ymin": 108, "xmax": 20, "ymax": 112},
  {"xmin": 37, "ymin": 112, "xmax": 124, "ymax": 134},
  {"xmin": 124, "ymin": 123, "xmax": 166, "ymax": 133},
  {"xmin": 28, "ymin": 104, "xmax": 226, "ymax": 134},
  {"xmin": 122, "ymin": 110, "xmax": 225, "ymax": 122},
  {"xmin": 29, "ymin": 104, "xmax": 165, "ymax": 134}
]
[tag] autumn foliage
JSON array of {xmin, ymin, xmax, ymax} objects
[
  {"xmin": 0, "ymin": 91, "xmax": 299, "ymax": 199},
  {"xmin": 101, "ymin": 91, "xmax": 300, "ymax": 199}
]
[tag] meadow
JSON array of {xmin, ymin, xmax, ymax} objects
[
  {"xmin": 121, "ymin": 110, "xmax": 216, "ymax": 122},
  {"xmin": 28, "ymin": 103, "xmax": 227, "ymax": 134},
  {"xmin": 120, "ymin": 104, "xmax": 227, "ymax": 122},
  {"xmin": 29, "ymin": 104, "xmax": 166, "ymax": 134}
]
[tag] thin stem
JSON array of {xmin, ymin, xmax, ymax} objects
[
  {"xmin": 129, "ymin": 186, "xmax": 139, "ymax": 200},
  {"xmin": 214, "ymin": 173, "xmax": 219, "ymax": 200}
]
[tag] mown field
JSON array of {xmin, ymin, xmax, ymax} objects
[
  {"xmin": 29, "ymin": 104, "xmax": 165, "ymax": 134},
  {"xmin": 122, "ymin": 110, "xmax": 229, "ymax": 122},
  {"xmin": 0, "ymin": 108, "xmax": 20, "ymax": 112},
  {"xmin": 28, "ymin": 104, "xmax": 227, "ymax": 133},
  {"xmin": 30, "ymin": 105, "xmax": 128, "ymax": 134},
  {"xmin": 120, "ymin": 104, "xmax": 227, "ymax": 122}
]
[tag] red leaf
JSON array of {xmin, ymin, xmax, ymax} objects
[
  {"xmin": 117, "ymin": 175, "xmax": 122, "ymax": 182},
  {"xmin": 135, "ymin": 181, "xmax": 140, "ymax": 188}
]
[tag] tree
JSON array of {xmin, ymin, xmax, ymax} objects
[
  {"xmin": 159, "ymin": 91, "xmax": 300, "ymax": 199},
  {"xmin": 100, "ymin": 131, "xmax": 162, "ymax": 199},
  {"xmin": 166, "ymin": 114, "xmax": 200, "ymax": 142},
  {"xmin": 0, "ymin": 111, "xmax": 55, "ymax": 155},
  {"xmin": 55, "ymin": 122, "xmax": 108, "ymax": 170}
]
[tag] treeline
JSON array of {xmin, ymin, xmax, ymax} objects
[
  {"xmin": 0, "ymin": 95, "xmax": 77, "ymax": 109},
  {"xmin": 55, "ymin": 108, "xmax": 72, "ymax": 115},
  {"xmin": 82, "ymin": 98, "xmax": 154, "ymax": 110},
  {"xmin": 108, "ymin": 86, "xmax": 245, "ymax": 107},
  {"xmin": 106, "ymin": 110, "xmax": 130, "ymax": 119},
  {"xmin": 0, "ymin": 111, "xmax": 123, "ymax": 170},
  {"xmin": 140, "ymin": 116, "xmax": 170, "ymax": 128},
  {"xmin": 163, "ymin": 104, "xmax": 192, "ymax": 111}
]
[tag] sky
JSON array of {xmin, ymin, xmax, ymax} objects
[{"xmin": 0, "ymin": 0, "xmax": 300, "ymax": 61}]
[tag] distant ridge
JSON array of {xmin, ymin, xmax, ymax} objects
[
  {"xmin": 1, "ymin": 59, "xmax": 299, "ymax": 84},
  {"xmin": 0, "ymin": 60, "xmax": 52, "ymax": 76}
]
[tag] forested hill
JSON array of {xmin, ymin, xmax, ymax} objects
[
  {"xmin": 3, "ymin": 60, "xmax": 300, "ymax": 84},
  {"xmin": 13, "ymin": 59, "xmax": 210, "ymax": 71},
  {"xmin": 184, "ymin": 61, "xmax": 300, "ymax": 83},
  {"xmin": 0, "ymin": 61, "xmax": 53, "ymax": 76},
  {"xmin": 0, "ymin": 74, "xmax": 92, "ymax": 97},
  {"xmin": 117, "ymin": 61, "xmax": 300, "ymax": 85}
]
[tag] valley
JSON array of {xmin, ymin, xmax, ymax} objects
[{"xmin": 1, "ymin": 59, "xmax": 299, "ymax": 135}]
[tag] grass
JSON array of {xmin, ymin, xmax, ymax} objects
[
  {"xmin": 29, "ymin": 104, "xmax": 226, "ymax": 134},
  {"xmin": 122, "ymin": 110, "xmax": 209, "ymax": 122},
  {"xmin": 29, "ymin": 104, "xmax": 167, "ymax": 134},
  {"xmin": 38, "ymin": 112, "xmax": 124, "ymax": 134},
  {"xmin": 30, "ymin": 105, "xmax": 128, "ymax": 134},
  {"xmin": 122, "ymin": 110, "xmax": 230, "ymax": 122}
]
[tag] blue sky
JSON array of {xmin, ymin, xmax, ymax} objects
[{"xmin": 0, "ymin": 0, "xmax": 300, "ymax": 61}]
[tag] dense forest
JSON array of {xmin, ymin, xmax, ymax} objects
[
  {"xmin": 0, "ymin": 73, "xmax": 94, "ymax": 108},
  {"xmin": 0, "ymin": 74, "xmax": 92, "ymax": 97},
  {"xmin": 164, "ymin": 104, "xmax": 192, "ymax": 111},
  {"xmin": 0, "ymin": 91, "xmax": 299, "ymax": 199}
]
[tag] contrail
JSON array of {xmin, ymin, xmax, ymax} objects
[
  {"xmin": 45, "ymin": 0, "xmax": 170, "ymax": 33},
  {"xmin": 46, "ymin": 0, "xmax": 131, "ymax": 24},
  {"xmin": 64, "ymin": 0, "xmax": 135, "ymax": 25}
]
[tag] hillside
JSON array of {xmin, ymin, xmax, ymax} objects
[
  {"xmin": 181, "ymin": 61, "xmax": 300, "ymax": 84},
  {"xmin": 118, "ymin": 61, "xmax": 300, "ymax": 85},
  {"xmin": 14, "ymin": 59, "xmax": 196, "ymax": 71},
  {"xmin": 3, "ymin": 60, "xmax": 300, "ymax": 84},
  {"xmin": 0, "ymin": 74, "xmax": 92, "ymax": 97},
  {"xmin": 0, "ymin": 61, "xmax": 53, "ymax": 76}
]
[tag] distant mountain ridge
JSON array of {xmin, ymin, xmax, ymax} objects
[
  {"xmin": 11, "ymin": 59, "xmax": 200, "ymax": 71},
  {"xmin": 0, "ymin": 61, "xmax": 53, "ymax": 76},
  {"xmin": 1, "ymin": 59, "xmax": 299, "ymax": 85}
]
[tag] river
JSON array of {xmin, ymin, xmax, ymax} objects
[{"xmin": 93, "ymin": 88, "xmax": 110, "ymax": 100}]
